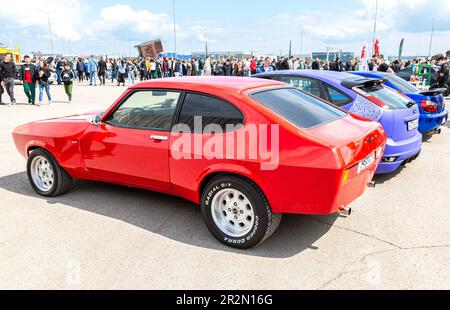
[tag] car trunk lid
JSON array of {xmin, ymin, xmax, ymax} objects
[
  {"xmin": 309, "ymin": 115, "xmax": 386, "ymax": 168},
  {"xmin": 348, "ymin": 82, "xmax": 420, "ymax": 142}
]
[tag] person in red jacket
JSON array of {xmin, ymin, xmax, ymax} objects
[
  {"xmin": 250, "ymin": 56, "xmax": 257, "ymax": 75},
  {"xmin": 20, "ymin": 55, "xmax": 38, "ymax": 105}
]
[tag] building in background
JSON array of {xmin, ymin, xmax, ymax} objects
[
  {"xmin": 191, "ymin": 51, "xmax": 252, "ymax": 60},
  {"xmin": 312, "ymin": 51, "xmax": 355, "ymax": 62}
]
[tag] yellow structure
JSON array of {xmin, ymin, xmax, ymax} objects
[{"xmin": 0, "ymin": 45, "xmax": 21, "ymax": 64}]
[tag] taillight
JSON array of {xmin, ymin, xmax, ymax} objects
[{"xmin": 420, "ymin": 100, "xmax": 437, "ymax": 113}]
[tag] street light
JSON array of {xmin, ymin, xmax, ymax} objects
[
  {"xmin": 173, "ymin": 0, "xmax": 177, "ymax": 55},
  {"xmin": 300, "ymin": 28, "xmax": 304, "ymax": 57},
  {"xmin": 372, "ymin": 0, "xmax": 379, "ymax": 56},
  {"xmin": 428, "ymin": 18, "xmax": 435, "ymax": 57},
  {"xmin": 39, "ymin": 10, "xmax": 55, "ymax": 56}
]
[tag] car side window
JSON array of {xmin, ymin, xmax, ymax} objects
[
  {"xmin": 107, "ymin": 90, "xmax": 180, "ymax": 131},
  {"xmin": 323, "ymin": 84, "xmax": 353, "ymax": 106},
  {"xmin": 178, "ymin": 93, "xmax": 244, "ymax": 133},
  {"xmin": 279, "ymin": 76, "xmax": 322, "ymax": 98}
]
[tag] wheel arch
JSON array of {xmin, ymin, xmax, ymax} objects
[{"xmin": 198, "ymin": 171, "xmax": 268, "ymax": 204}]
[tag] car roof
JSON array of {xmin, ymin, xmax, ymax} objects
[
  {"xmin": 258, "ymin": 69, "xmax": 358, "ymax": 83},
  {"xmin": 130, "ymin": 76, "xmax": 287, "ymax": 93}
]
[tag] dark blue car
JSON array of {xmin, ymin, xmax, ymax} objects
[{"xmin": 352, "ymin": 72, "xmax": 448, "ymax": 134}]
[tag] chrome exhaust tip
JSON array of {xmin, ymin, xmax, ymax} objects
[
  {"xmin": 340, "ymin": 207, "xmax": 352, "ymax": 216},
  {"xmin": 367, "ymin": 181, "xmax": 376, "ymax": 188}
]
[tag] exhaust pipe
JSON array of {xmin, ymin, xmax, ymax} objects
[
  {"xmin": 435, "ymin": 128, "xmax": 442, "ymax": 135},
  {"xmin": 340, "ymin": 207, "xmax": 352, "ymax": 216},
  {"xmin": 367, "ymin": 181, "xmax": 376, "ymax": 188}
]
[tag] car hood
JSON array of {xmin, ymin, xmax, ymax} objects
[{"xmin": 13, "ymin": 111, "xmax": 103, "ymax": 138}]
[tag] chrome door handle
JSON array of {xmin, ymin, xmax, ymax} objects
[{"xmin": 150, "ymin": 135, "xmax": 169, "ymax": 141}]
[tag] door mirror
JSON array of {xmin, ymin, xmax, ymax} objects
[{"xmin": 91, "ymin": 113, "xmax": 104, "ymax": 126}]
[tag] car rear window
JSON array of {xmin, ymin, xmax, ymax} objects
[
  {"xmin": 357, "ymin": 85, "xmax": 413, "ymax": 110},
  {"xmin": 385, "ymin": 74, "xmax": 420, "ymax": 94},
  {"xmin": 251, "ymin": 87, "xmax": 347, "ymax": 129}
]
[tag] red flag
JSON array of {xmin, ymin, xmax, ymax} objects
[
  {"xmin": 374, "ymin": 38, "xmax": 380, "ymax": 56},
  {"xmin": 361, "ymin": 43, "xmax": 367, "ymax": 59}
]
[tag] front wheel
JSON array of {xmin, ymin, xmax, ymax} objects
[
  {"xmin": 27, "ymin": 148, "xmax": 73, "ymax": 197},
  {"xmin": 201, "ymin": 175, "xmax": 282, "ymax": 249}
]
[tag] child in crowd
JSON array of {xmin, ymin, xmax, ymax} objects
[{"xmin": 61, "ymin": 63, "xmax": 74, "ymax": 102}]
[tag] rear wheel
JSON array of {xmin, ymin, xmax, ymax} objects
[
  {"xmin": 27, "ymin": 148, "xmax": 73, "ymax": 197},
  {"xmin": 201, "ymin": 175, "xmax": 282, "ymax": 249}
]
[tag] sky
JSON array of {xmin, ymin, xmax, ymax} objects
[{"xmin": 1, "ymin": 0, "xmax": 450, "ymax": 57}]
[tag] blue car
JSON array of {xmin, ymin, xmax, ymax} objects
[
  {"xmin": 352, "ymin": 72, "xmax": 448, "ymax": 134},
  {"xmin": 254, "ymin": 70, "xmax": 423, "ymax": 175}
]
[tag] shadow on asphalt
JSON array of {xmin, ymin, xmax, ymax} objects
[
  {"xmin": 373, "ymin": 166, "xmax": 405, "ymax": 185},
  {"xmin": 373, "ymin": 129, "xmax": 441, "ymax": 184},
  {"xmin": 0, "ymin": 172, "xmax": 338, "ymax": 258},
  {"xmin": 422, "ymin": 132, "xmax": 435, "ymax": 143}
]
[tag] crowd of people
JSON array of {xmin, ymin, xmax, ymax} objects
[{"xmin": 1, "ymin": 51, "xmax": 449, "ymax": 106}]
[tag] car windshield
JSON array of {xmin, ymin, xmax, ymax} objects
[
  {"xmin": 251, "ymin": 87, "xmax": 347, "ymax": 129},
  {"xmin": 385, "ymin": 74, "xmax": 420, "ymax": 94},
  {"xmin": 358, "ymin": 85, "xmax": 412, "ymax": 110}
]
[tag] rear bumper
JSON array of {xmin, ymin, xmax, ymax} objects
[
  {"xmin": 419, "ymin": 110, "xmax": 448, "ymax": 133},
  {"xmin": 376, "ymin": 132, "xmax": 423, "ymax": 174}
]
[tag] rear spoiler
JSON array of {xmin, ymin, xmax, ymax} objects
[
  {"xmin": 341, "ymin": 77, "xmax": 387, "ymax": 89},
  {"xmin": 420, "ymin": 88, "xmax": 446, "ymax": 96}
]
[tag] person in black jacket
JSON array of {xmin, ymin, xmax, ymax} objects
[
  {"xmin": 61, "ymin": 63, "xmax": 74, "ymax": 102},
  {"xmin": 0, "ymin": 54, "xmax": 17, "ymax": 105},
  {"xmin": 37, "ymin": 61, "xmax": 52, "ymax": 105},
  {"xmin": 311, "ymin": 58, "xmax": 320, "ymax": 70},
  {"xmin": 98, "ymin": 57, "xmax": 107, "ymax": 86},
  {"xmin": 76, "ymin": 58, "xmax": 84, "ymax": 82},
  {"xmin": 222, "ymin": 59, "xmax": 233, "ymax": 76},
  {"xmin": 20, "ymin": 55, "xmax": 38, "ymax": 105}
]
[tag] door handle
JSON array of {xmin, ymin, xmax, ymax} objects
[{"xmin": 150, "ymin": 135, "xmax": 169, "ymax": 142}]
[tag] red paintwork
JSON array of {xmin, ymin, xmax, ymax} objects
[{"xmin": 12, "ymin": 77, "xmax": 386, "ymax": 215}]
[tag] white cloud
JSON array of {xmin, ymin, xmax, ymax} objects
[
  {"xmin": 2, "ymin": 0, "xmax": 450, "ymax": 56},
  {"xmin": 98, "ymin": 4, "xmax": 174, "ymax": 35},
  {"xmin": 0, "ymin": 0, "xmax": 87, "ymax": 41},
  {"xmin": 271, "ymin": 0, "xmax": 450, "ymax": 55}
]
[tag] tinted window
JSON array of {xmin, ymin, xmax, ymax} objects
[
  {"xmin": 251, "ymin": 88, "xmax": 346, "ymax": 129},
  {"xmin": 396, "ymin": 68, "xmax": 412, "ymax": 81},
  {"xmin": 178, "ymin": 93, "xmax": 244, "ymax": 133},
  {"xmin": 108, "ymin": 90, "xmax": 180, "ymax": 130},
  {"xmin": 357, "ymin": 85, "xmax": 412, "ymax": 110},
  {"xmin": 385, "ymin": 74, "xmax": 419, "ymax": 94},
  {"xmin": 324, "ymin": 84, "xmax": 353, "ymax": 106},
  {"xmin": 279, "ymin": 76, "xmax": 323, "ymax": 97}
]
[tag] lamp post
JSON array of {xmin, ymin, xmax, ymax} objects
[
  {"xmin": 372, "ymin": 0, "xmax": 379, "ymax": 56},
  {"xmin": 173, "ymin": 0, "xmax": 177, "ymax": 56},
  {"xmin": 428, "ymin": 18, "xmax": 435, "ymax": 57},
  {"xmin": 39, "ymin": 10, "xmax": 55, "ymax": 56},
  {"xmin": 300, "ymin": 28, "xmax": 304, "ymax": 57}
]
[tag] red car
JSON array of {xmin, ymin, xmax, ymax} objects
[{"xmin": 12, "ymin": 77, "xmax": 386, "ymax": 249}]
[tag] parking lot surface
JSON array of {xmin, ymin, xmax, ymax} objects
[{"xmin": 1, "ymin": 83, "xmax": 449, "ymax": 289}]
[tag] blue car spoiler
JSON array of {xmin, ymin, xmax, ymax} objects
[{"xmin": 420, "ymin": 89, "xmax": 446, "ymax": 96}]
